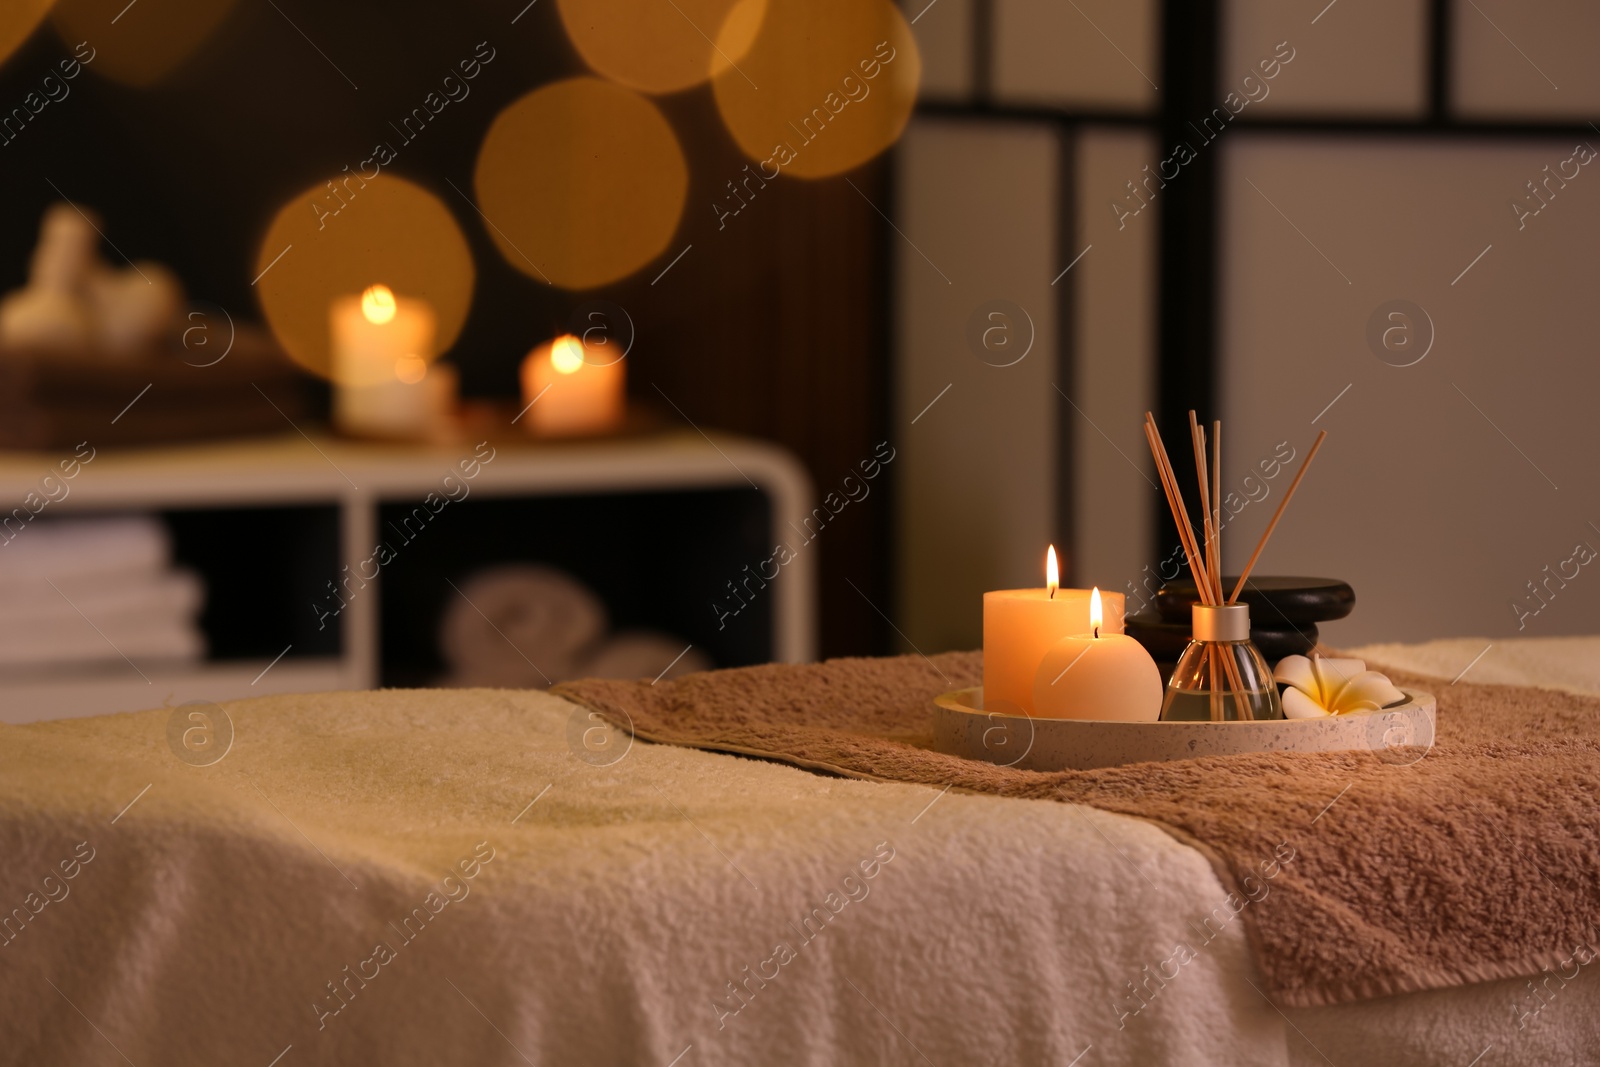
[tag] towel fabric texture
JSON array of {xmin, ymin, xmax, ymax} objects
[{"xmin": 556, "ymin": 647, "xmax": 1600, "ymax": 1009}]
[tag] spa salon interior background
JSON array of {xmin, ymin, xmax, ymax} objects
[{"xmin": 0, "ymin": 0, "xmax": 1597, "ymax": 698}]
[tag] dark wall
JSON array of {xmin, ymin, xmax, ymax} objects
[{"xmin": 0, "ymin": 0, "xmax": 892, "ymax": 658}]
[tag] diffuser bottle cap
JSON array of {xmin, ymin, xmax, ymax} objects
[{"xmin": 1192, "ymin": 603, "xmax": 1250, "ymax": 642}]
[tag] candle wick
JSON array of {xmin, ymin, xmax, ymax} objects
[{"xmin": 1093, "ymin": 625, "xmax": 1099, "ymax": 639}]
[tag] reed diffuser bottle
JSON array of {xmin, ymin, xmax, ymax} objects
[
  {"xmin": 1160, "ymin": 603, "xmax": 1283, "ymax": 722},
  {"xmin": 1142, "ymin": 407, "xmax": 1327, "ymax": 724}
]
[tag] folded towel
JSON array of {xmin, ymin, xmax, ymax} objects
[
  {"xmin": 439, "ymin": 564, "xmax": 607, "ymax": 688},
  {"xmin": 0, "ymin": 616, "xmax": 204, "ymax": 669},
  {"xmin": 0, "ymin": 515, "xmax": 169, "ymax": 583},
  {"xmin": 556, "ymin": 651, "xmax": 1600, "ymax": 1009},
  {"xmin": 0, "ymin": 567, "xmax": 203, "ymax": 631}
]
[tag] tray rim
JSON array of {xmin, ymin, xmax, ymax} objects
[{"xmin": 934, "ymin": 685, "xmax": 1431, "ymax": 726}]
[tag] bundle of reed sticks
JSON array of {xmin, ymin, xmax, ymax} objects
[{"xmin": 1142, "ymin": 411, "xmax": 1327, "ymax": 721}]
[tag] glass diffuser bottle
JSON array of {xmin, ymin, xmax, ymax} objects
[{"xmin": 1160, "ymin": 603, "xmax": 1283, "ymax": 721}]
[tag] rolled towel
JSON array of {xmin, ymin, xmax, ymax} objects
[
  {"xmin": 439, "ymin": 564, "xmax": 607, "ymax": 689},
  {"xmin": 0, "ymin": 567, "xmax": 204, "ymax": 633},
  {"xmin": 0, "ymin": 515, "xmax": 170, "ymax": 583},
  {"xmin": 579, "ymin": 631, "xmax": 711, "ymax": 684}
]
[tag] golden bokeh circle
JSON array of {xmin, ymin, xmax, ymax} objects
[
  {"xmin": 254, "ymin": 174, "xmax": 474, "ymax": 381},
  {"xmin": 51, "ymin": 0, "xmax": 237, "ymax": 87},
  {"xmin": 475, "ymin": 77, "xmax": 688, "ymax": 291},
  {"xmin": 712, "ymin": 0, "xmax": 920, "ymax": 180},
  {"xmin": 556, "ymin": 0, "xmax": 763, "ymax": 95},
  {"xmin": 0, "ymin": 0, "xmax": 53, "ymax": 71}
]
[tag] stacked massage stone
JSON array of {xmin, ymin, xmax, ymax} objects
[{"xmin": 1126, "ymin": 576, "xmax": 1355, "ymax": 673}]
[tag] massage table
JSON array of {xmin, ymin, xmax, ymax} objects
[{"xmin": 1, "ymin": 636, "xmax": 1596, "ymax": 1065}]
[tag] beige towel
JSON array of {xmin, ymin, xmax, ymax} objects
[{"xmin": 556, "ymin": 650, "xmax": 1600, "ymax": 1008}]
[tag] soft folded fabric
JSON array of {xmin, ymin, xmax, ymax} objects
[
  {"xmin": 556, "ymin": 650, "xmax": 1600, "ymax": 1009},
  {"xmin": 0, "ymin": 514, "xmax": 170, "ymax": 582},
  {"xmin": 0, "ymin": 566, "xmax": 203, "ymax": 631},
  {"xmin": 0, "ymin": 617, "xmax": 204, "ymax": 668}
]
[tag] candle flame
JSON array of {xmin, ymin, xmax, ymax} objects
[
  {"xmin": 1046, "ymin": 544, "xmax": 1058, "ymax": 599},
  {"xmin": 1090, "ymin": 586, "xmax": 1102, "ymax": 638},
  {"xmin": 361, "ymin": 284, "xmax": 397, "ymax": 325},
  {"xmin": 550, "ymin": 335, "xmax": 585, "ymax": 375}
]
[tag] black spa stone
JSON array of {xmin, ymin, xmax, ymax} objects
[{"xmin": 1154, "ymin": 576, "xmax": 1354, "ymax": 626}]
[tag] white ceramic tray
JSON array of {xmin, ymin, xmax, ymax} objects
[{"xmin": 931, "ymin": 686, "xmax": 1436, "ymax": 772}]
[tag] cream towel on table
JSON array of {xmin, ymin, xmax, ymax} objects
[
  {"xmin": 2, "ymin": 640, "xmax": 1595, "ymax": 1066},
  {"xmin": 0, "ymin": 687, "xmax": 1287, "ymax": 1067}
]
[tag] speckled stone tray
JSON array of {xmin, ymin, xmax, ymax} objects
[{"xmin": 931, "ymin": 686, "xmax": 1436, "ymax": 771}]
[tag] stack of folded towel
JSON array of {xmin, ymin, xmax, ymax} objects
[{"xmin": 0, "ymin": 515, "xmax": 206, "ymax": 671}]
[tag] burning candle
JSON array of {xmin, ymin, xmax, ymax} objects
[
  {"xmin": 1031, "ymin": 587, "xmax": 1162, "ymax": 721},
  {"xmin": 329, "ymin": 284, "xmax": 454, "ymax": 440},
  {"xmin": 520, "ymin": 333, "xmax": 626, "ymax": 437},
  {"xmin": 982, "ymin": 546, "xmax": 1125, "ymax": 715}
]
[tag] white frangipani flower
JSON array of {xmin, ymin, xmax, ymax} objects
[{"xmin": 1272, "ymin": 654, "xmax": 1406, "ymax": 719}]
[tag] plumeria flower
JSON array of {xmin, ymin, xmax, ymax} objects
[{"xmin": 1272, "ymin": 654, "xmax": 1406, "ymax": 719}]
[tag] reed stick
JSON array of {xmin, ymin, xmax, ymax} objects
[
  {"xmin": 1188, "ymin": 412, "xmax": 1215, "ymax": 600},
  {"xmin": 1212, "ymin": 420, "xmax": 1222, "ymax": 594},
  {"xmin": 1144, "ymin": 417, "xmax": 1211, "ymax": 602},
  {"xmin": 1229, "ymin": 430, "xmax": 1328, "ymax": 604},
  {"xmin": 1212, "ymin": 421, "xmax": 1252, "ymax": 719}
]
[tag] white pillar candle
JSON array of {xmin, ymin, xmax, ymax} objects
[
  {"xmin": 520, "ymin": 334, "xmax": 626, "ymax": 437},
  {"xmin": 982, "ymin": 546, "xmax": 1125, "ymax": 715},
  {"xmin": 1031, "ymin": 588, "xmax": 1162, "ymax": 721},
  {"xmin": 330, "ymin": 285, "xmax": 453, "ymax": 440}
]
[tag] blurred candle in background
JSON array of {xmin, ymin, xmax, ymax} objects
[
  {"xmin": 330, "ymin": 284, "xmax": 455, "ymax": 440},
  {"xmin": 520, "ymin": 333, "xmax": 626, "ymax": 437}
]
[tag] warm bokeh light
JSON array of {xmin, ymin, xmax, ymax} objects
[
  {"xmin": 550, "ymin": 335, "xmax": 585, "ymax": 374},
  {"xmin": 555, "ymin": 0, "xmax": 764, "ymax": 94},
  {"xmin": 51, "ymin": 0, "xmax": 237, "ymax": 87},
  {"xmin": 475, "ymin": 77, "xmax": 687, "ymax": 291},
  {"xmin": 394, "ymin": 355, "xmax": 427, "ymax": 384},
  {"xmin": 361, "ymin": 284, "xmax": 397, "ymax": 325},
  {"xmin": 711, "ymin": 0, "xmax": 919, "ymax": 179},
  {"xmin": 0, "ymin": 0, "xmax": 53, "ymax": 70},
  {"xmin": 255, "ymin": 174, "xmax": 473, "ymax": 381},
  {"xmin": 1046, "ymin": 544, "xmax": 1059, "ymax": 597}
]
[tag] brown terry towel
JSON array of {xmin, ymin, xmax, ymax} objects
[{"xmin": 555, "ymin": 651, "xmax": 1600, "ymax": 1009}]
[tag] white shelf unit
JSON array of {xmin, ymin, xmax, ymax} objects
[{"xmin": 0, "ymin": 430, "xmax": 815, "ymax": 723}]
